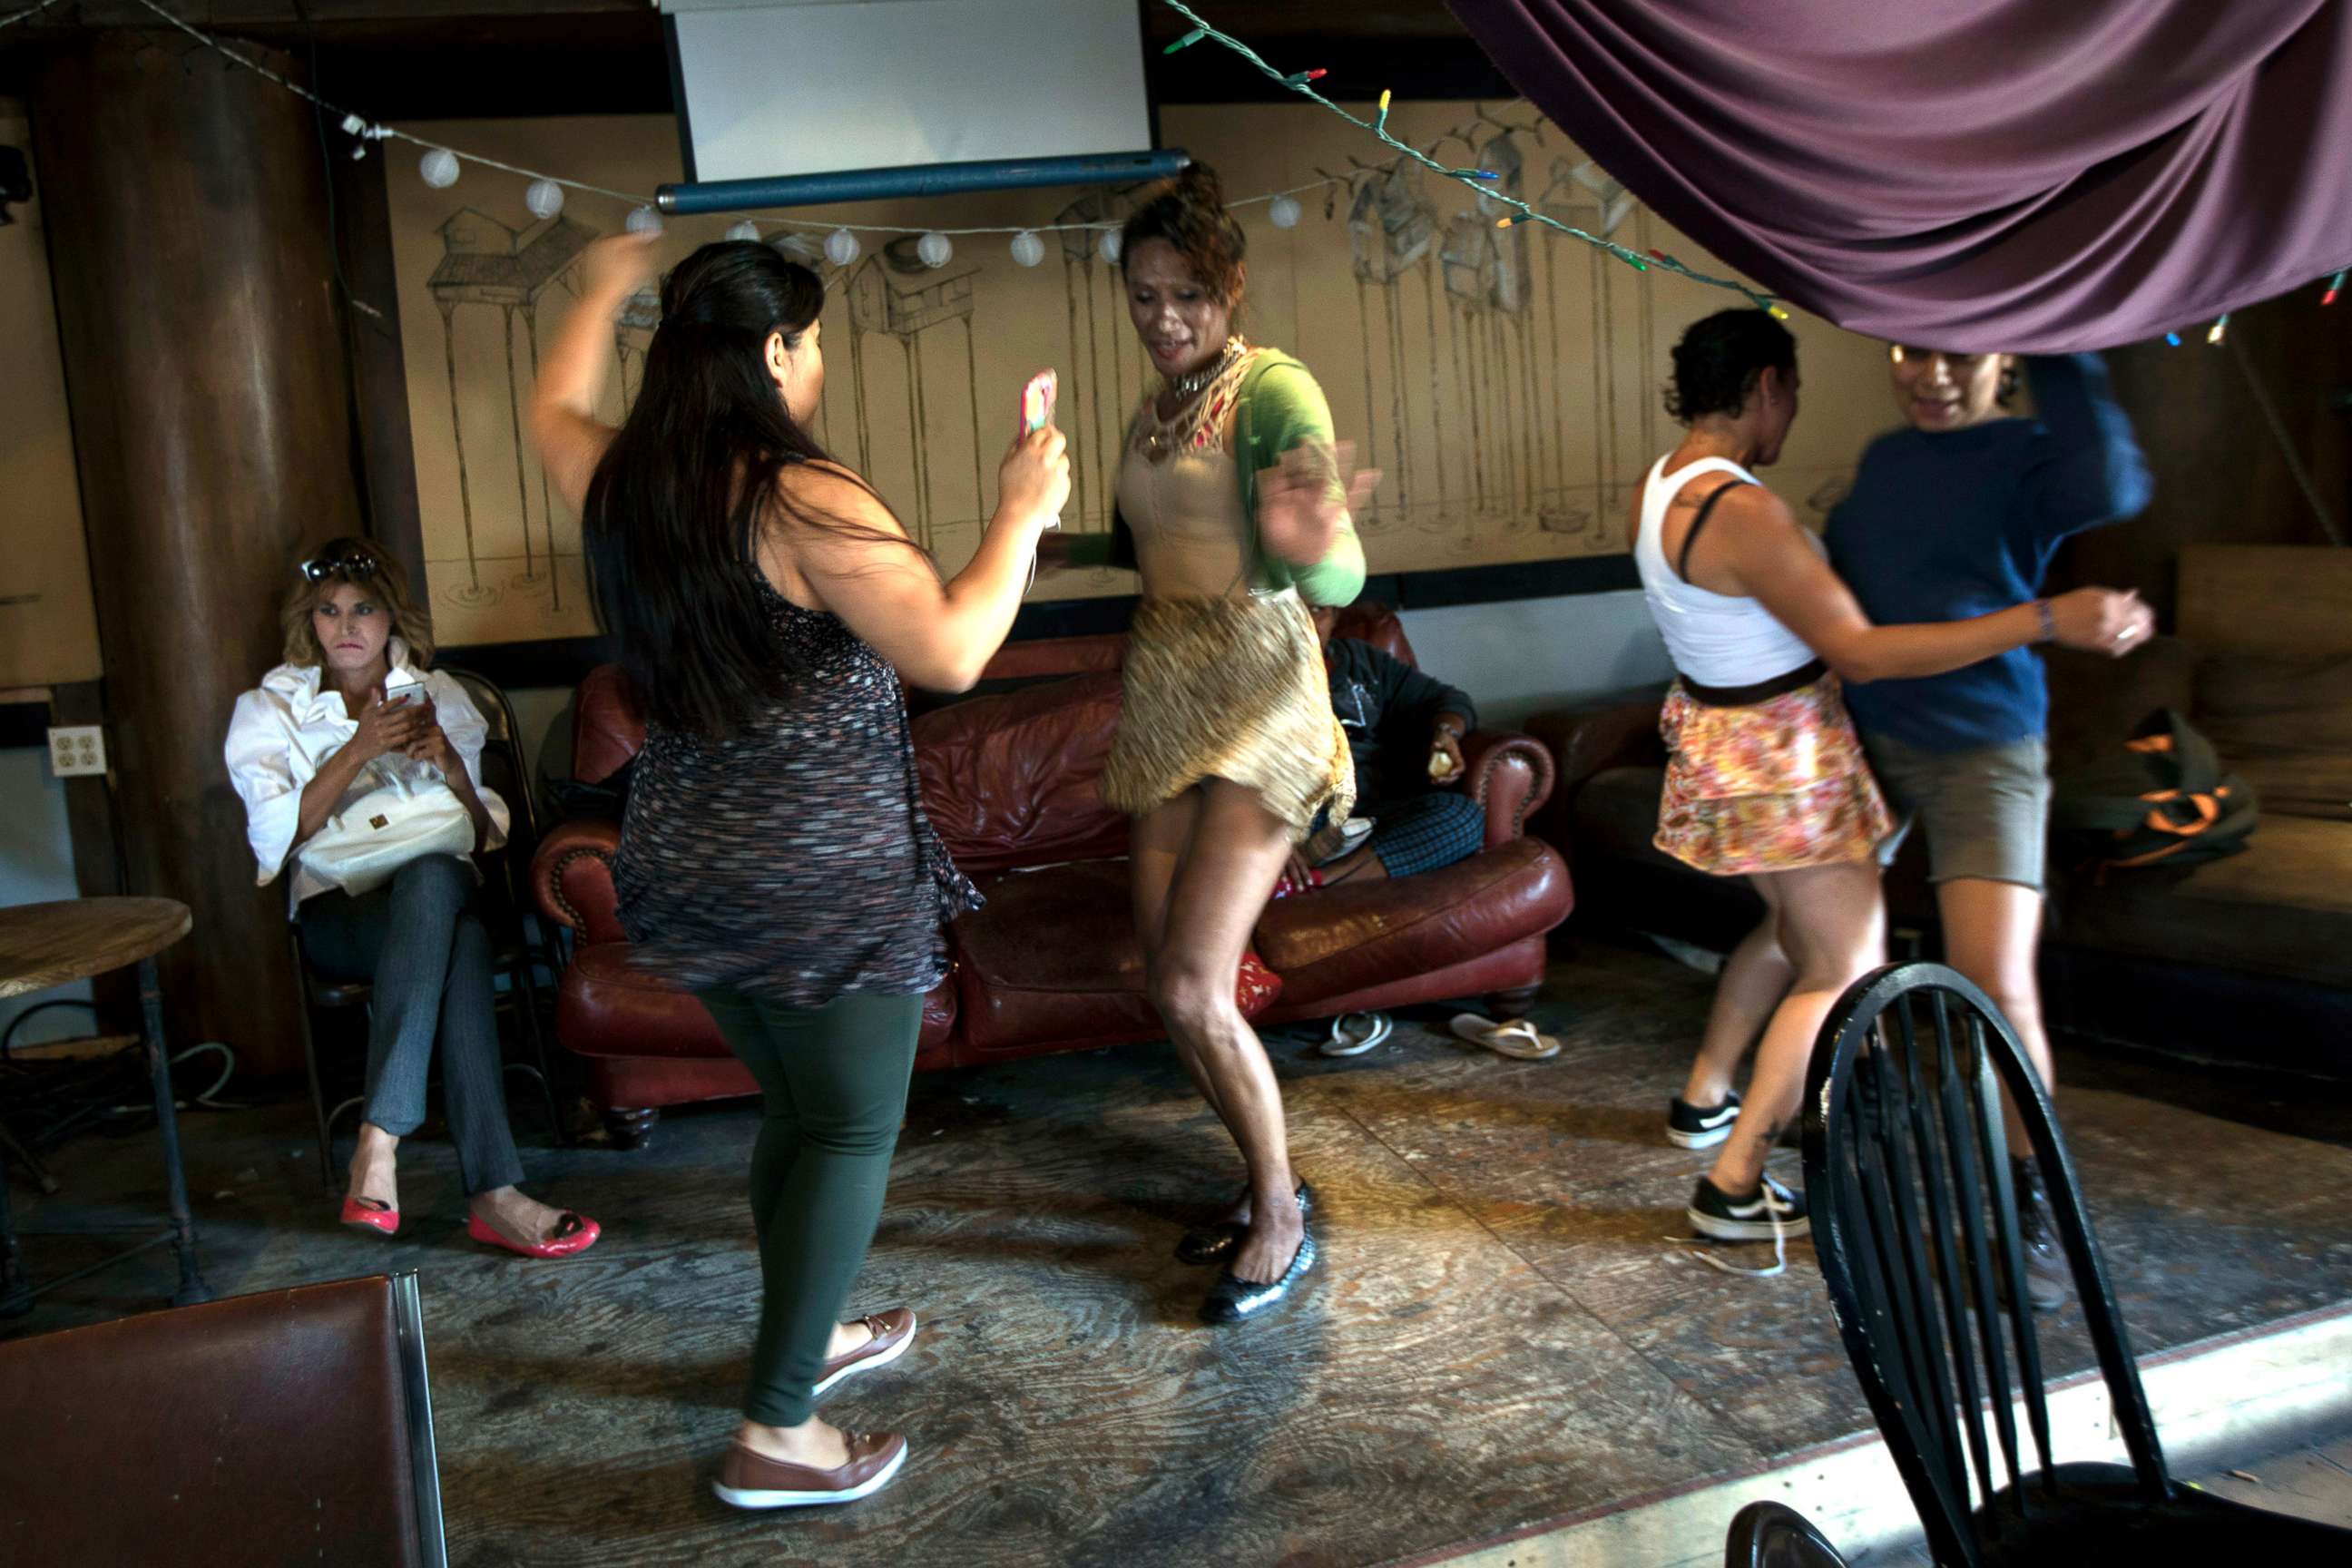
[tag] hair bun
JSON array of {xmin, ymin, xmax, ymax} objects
[{"xmin": 1172, "ymin": 161, "xmax": 1225, "ymax": 208}]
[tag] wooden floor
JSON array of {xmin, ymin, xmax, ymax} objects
[{"xmin": 9, "ymin": 939, "xmax": 2352, "ymax": 1567}]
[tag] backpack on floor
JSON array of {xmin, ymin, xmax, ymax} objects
[{"xmin": 2052, "ymin": 708, "xmax": 2258, "ymax": 873}]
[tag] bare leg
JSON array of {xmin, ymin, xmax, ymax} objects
[
  {"xmin": 1936, "ymin": 877, "xmax": 2053, "ymax": 1150},
  {"xmin": 1706, "ymin": 862, "xmax": 1886, "ymax": 1194},
  {"xmin": 1145, "ymin": 779, "xmax": 1303, "ymax": 1284},
  {"xmin": 1132, "ymin": 790, "xmax": 1223, "ymax": 1117},
  {"xmin": 1681, "ymin": 915, "xmax": 1794, "ymax": 1106},
  {"xmin": 348, "ymin": 1122, "xmax": 400, "ymax": 1210}
]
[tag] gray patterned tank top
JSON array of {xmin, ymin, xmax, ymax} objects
[{"xmin": 612, "ymin": 581, "xmax": 981, "ymax": 1005}]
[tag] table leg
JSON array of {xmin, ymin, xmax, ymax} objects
[
  {"xmin": 139, "ymin": 956, "xmax": 212, "ymax": 1307},
  {"xmin": 0, "ymin": 1148, "xmax": 29, "ymax": 1318}
]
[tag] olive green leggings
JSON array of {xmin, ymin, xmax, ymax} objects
[{"xmin": 696, "ymin": 986, "xmax": 924, "ymax": 1426}]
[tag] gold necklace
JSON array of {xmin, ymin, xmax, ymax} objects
[{"xmin": 1165, "ymin": 337, "xmax": 1246, "ymax": 400}]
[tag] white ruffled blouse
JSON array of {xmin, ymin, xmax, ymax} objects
[{"xmin": 222, "ymin": 637, "xmax": 510, "ymax": 912}]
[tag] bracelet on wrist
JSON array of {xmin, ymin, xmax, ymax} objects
[{"xmin": 2034, "ymin": 599, "xmax": 2057, "ymax": 643}]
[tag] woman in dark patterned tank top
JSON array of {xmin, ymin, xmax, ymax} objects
[{"xmin": 528, "ymin": 233, "xmax": 1069, "ymax": 1511}]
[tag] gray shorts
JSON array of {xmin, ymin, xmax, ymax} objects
[{"xmin": 1867, "ymin": 732, "xmax": 2052, "ymax": 893}]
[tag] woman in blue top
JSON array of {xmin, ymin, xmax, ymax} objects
[{"xmin": 1826, "ymin": 346, "xmax": 2153, "ymax": 1308}]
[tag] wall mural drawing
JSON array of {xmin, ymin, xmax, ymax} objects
[
  {"xmin": 387, "ymin": 106, "xmax": 1890, "ymax": 648},
  {"xmin": 426, "ymin": 209, "xmax": 595, "ymax": 611}
]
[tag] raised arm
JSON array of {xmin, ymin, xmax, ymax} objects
[
  {"xmin": 2025, "ymin": 352, "xmax": 2153, "ymax": 539},
  {"xmin": 526, "ymin": 232, "xmax": 662, "ymax": 520},
  {"xmin": 786, "ymin": 431, "xmax": 1069, "ymax": 693},
  {"xmin": 1700, "ymin": 486, "xmax": 2152, "ymax": 681}
]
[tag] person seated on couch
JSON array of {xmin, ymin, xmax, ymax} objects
[{"xmin": 1283, "ymin": 605, "xmax": 1483, "ymax": 892}]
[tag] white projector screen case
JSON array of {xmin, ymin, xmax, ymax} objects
[{"xmin": 664, "ymin": 0, "xmax": 1156, "ymax": 185}]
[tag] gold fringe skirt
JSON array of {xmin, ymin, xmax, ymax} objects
[{"xmin": 1102, "ymin": 589, "xmax": 1355, "ymax": 841}]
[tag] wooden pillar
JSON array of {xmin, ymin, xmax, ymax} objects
[{"xmin": 29, "ymin": 33, "xmax": 364, "ymax": 1075}]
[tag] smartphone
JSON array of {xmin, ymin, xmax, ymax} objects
[
  {"xmin": 383, "ymin": 669, "xmax": 425, "ymax": 708},
  {"xmin": 1019, "ymin": 369, "xmax": 1057, "ymax": 437},
  {"xmin": 1018, "ymin": 370, "xmax": 1061, "ymax": 531}
]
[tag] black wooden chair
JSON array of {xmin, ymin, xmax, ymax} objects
[
  {"xmin": 1724, "ymin": 1502, "xmax": 1850, "ymax": 1567},
  {"xmin": 291, "ymin": 666, "xmax": 566, "ymax": 1189},
  {"xmin": 1801, "ymin": 962, "xmax": 2352, "ymax": 1566}
]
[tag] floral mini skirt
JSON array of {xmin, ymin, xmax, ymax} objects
[{"xmin": 1654, "ymin": 671, "xmax": 1894, "ymax": 877}]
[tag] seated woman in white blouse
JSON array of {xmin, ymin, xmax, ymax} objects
[{"xmin": 224, "ymin": 538, "xmax": 598, "ymax": 1259}]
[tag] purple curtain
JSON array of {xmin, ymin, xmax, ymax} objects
[{"xmin": 1446, "ymin": 1, "xmax": 2352, "ymax": 351}]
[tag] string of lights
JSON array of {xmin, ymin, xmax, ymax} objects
[
  {"xmin": 1156, "ymin": 1, "xmax": 1786, "ymax": 317},
  {"xmin": 48, "ymin": 0, "xmax": 2344, "ymax": 335}
]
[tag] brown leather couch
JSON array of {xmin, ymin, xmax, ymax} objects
[
  {"xmin": 1526, "ymin": 635, "xmax": 2352, "ymax": 1077},
  {"xmin": 533, "ymin": 603, "xmax": 1574, "ymax": 1142}
]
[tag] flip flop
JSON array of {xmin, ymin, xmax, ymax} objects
[
  {"xmin": 1318, "ymin": 1011, "xmax": 1393, "ymax": 1057},
  {"xmin": 1448, "ymin": 1014, "xmax": 1561, "ymax": 1061},
  {"xmin": 1313, "ymin": 817, "xmax": 1377, "ymax": 867}
]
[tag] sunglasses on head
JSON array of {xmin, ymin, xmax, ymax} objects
[{"xmin": 299, "ymin": 544, "xmax": 380, "ymax": 583}]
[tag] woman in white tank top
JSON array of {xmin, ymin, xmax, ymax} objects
[{"xmin": 1630, "ymin": 311, "xmax": 2151, "ymax": 1257}]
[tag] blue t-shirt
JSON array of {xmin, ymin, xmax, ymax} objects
[{"xmin": 1826, "ymin": 354, "xmax": 2152, "ymax": 753}]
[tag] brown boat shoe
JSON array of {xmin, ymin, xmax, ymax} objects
[
  {"xmin": 812, "ymin": 1307, "xmax": 917, "ymax": 1396},
  {"xmin": 713, "ymin": 1431, "xmax": 908, "ymax": 1510}
]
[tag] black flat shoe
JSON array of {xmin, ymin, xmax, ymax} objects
[
  {"xmin": 1173, "ymin": 1181, "xmax": 1314, "ymax": 1265},
  {"xmin": 1199, "ymin": 1213, "xmax": 1318, "ymax": 1325}
]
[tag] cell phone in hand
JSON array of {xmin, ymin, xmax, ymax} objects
[
  {"xmin": 1019, "ymin": 369, "xmax": 1057, "ymax": 437},
  {"xmin": 1019, "ymin": 370, "xmax": 1061, "ymax": 530},
  {"xmin": 384, "ymin": 670, "xmax": 424, "ymax": 709}
]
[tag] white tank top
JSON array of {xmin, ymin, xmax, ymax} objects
[{"xmin": 1633, "ymin": 455, "xmax": 1819, "ymax": 688}]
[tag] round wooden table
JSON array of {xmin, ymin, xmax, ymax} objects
[{"xmin": 0, "ymin": 897, "xmax": 213, "ymax": 1316}]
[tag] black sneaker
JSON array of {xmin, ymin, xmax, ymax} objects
[
  {"xmin": 2010, "ymin": 1156, "xmax": 2073, "ymax": 1313},
  {"xmin": 1688, "ymin": 1171, "xmax": 1809, "ymax": 1241},
  {"xmin": 1668, "ymin": 1090, "xmax": 1742, "ymax": 1149}
]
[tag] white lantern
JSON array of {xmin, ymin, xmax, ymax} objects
[
  {"xmin": 825, "ymin": 228, "xmax": 861, "ymax": 268},
  {"xmin": 626, "ymin": 206, "xmax": 663, "ymax": 237},
  {"xmin": 725, "ymin": 220, "xmax": 760, "ymax": 242},
  {"xmin": 524, "ymin": 179, "xmax": 564, "ymax": 220},
  {"xmin": 916, "ymin": 231, "xmax": 953, "ymax": 269},
  {"xmin": 1009, "ymin": 230, "xmax": 1046, "ymax": 268},
  {"xmin": 1096, "ymin": 229, "xmax": 1122, "ymax": 265},
  {"xmin": 418, "ymin": 149, "xmax": 461, "ymax": 190},
  {"xmin": 1268, "ymin": 195, "xmax": 1302, "ymax": 230}
]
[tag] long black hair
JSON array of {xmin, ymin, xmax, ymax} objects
[
  {"xmin": 1664, "ymin": 309, "xmax": 1796, "ymax": 422},
  {"xmin": 582, "ymin": 240, "xmax": 900, "ymax": 740}
]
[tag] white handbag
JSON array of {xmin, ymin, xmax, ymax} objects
[{"xmin": 297, "ymin": 756, "xmax": 476, "ymax": 897}]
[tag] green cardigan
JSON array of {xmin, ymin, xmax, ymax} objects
[{"xmin": 1062, "ymin": 349, "xmax": 1367, "ymax": 606}]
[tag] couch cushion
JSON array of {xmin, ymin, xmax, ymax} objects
[
  {"xmin": 914, "ymin": 672, "xmax": 1131, "ymax": 875},
  {"xmin": 2053, "ymin": 813, "xmax": 2352, "ymax": 986},
  {"xmin": 2194, "ymin": 651, "xmax": 2352, "ymax": 821},
  {"xmin": 558, "ymin": 943, "xmax": 955, "ymax": 1061},
  {"xmin": 1251, "ymin": 837, "xmax": 1573, "ymax": 1006},
  {"xmin": 953, "ymin": 860, "xmax": 1163, "ymax": 1053}
]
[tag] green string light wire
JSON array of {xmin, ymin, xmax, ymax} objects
[{"xmin": 1157, "ymin": 0, "xmax": 1786, "ymax": 318}]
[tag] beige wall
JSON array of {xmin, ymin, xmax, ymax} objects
[
  {"xmin": 388, "ymin": 103, "xmax": 1896, "ymax": 648},
  {"xmin": 0, "ymin": 103, "xmax": 102, "ymax": 690}
]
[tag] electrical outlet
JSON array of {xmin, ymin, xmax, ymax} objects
[{"xmin": 48, "ymin": 726, "xmax": 106, "ymax": 778}]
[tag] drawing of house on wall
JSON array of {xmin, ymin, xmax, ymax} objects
[
  {"xmin": 843, "ymin": 239, "xmax": 984, "ymax": 553},
  {"xmin": 426, "ymin": 209, "xmax": 596, "ymax": 609},
  {"xmin": 1346, "ymin": 162, "xmax": 1438, "ymax": 535},
  {"xmin": 1054, "ymin": 189, "xmax": 1142, "ymax": 536}
]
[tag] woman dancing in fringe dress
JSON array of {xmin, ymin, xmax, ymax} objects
[{"xmin": 1047, "ymin": 164, "xmax": 1379, "ymax": 1323}]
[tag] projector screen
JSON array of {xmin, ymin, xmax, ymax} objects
[{"xmin": 662, "ymin": 0, "xmax": 1155, "ymax": 186}]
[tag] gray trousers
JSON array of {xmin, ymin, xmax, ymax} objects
[{"xmin": 298, "ymin": 854, "xmax": 526, "ymax": 1196}]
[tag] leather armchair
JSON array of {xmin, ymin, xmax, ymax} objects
[{"xmin": 533, "ymin": 603, "xmax": 1573, "ymax": 1145}]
